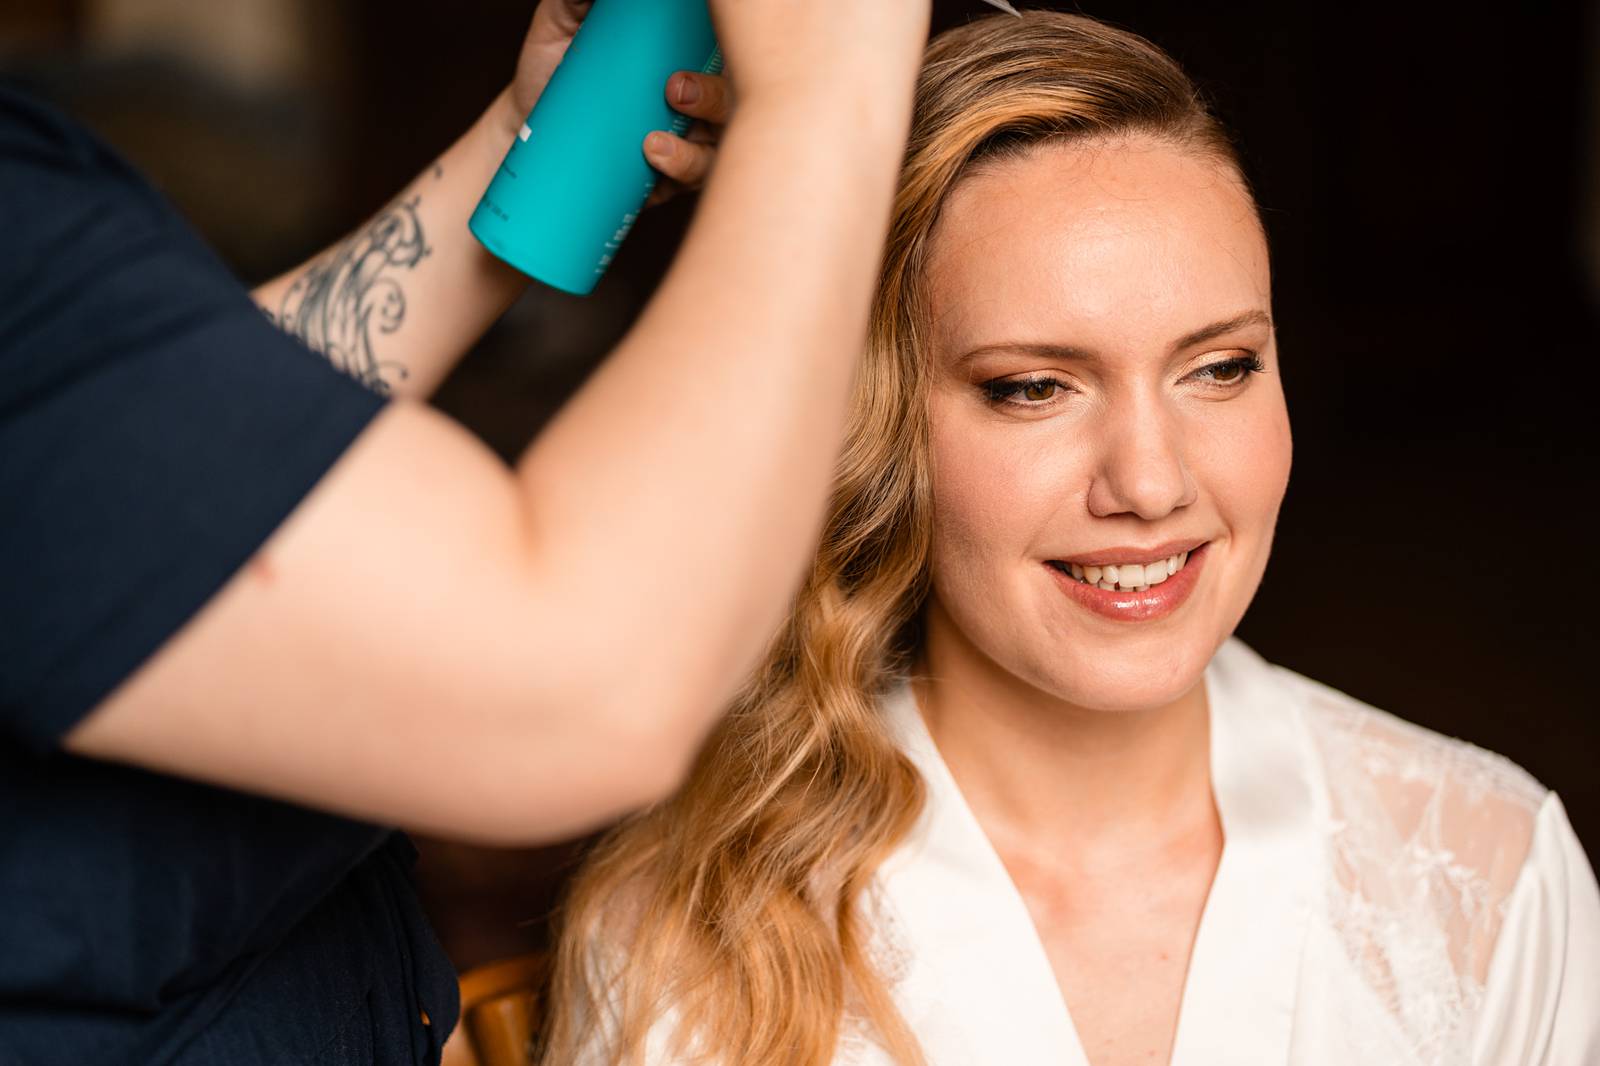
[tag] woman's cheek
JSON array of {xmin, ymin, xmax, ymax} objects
[
  {"xmin": 929, "ymin": 431, "xmax": 995, "ymax": 567},
  {"xmin": 929, "ymin": 412, "xmax": 1017, "ymax": 579},
  {"xmin": 930, "ymin": 414, "xmax": 1077, "ymax": 588},
  {"xmin": 1242, "ymin": 399, "xmax": 1293, "ymax": 519},
  {"xmin": 1191, "ymin": 390, "xmax": 1292, "ymax": 525}
]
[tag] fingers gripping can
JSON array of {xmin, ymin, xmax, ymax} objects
[{"xmin": 471, "ymin": 0, "xmax": 723, "ymax": 296}]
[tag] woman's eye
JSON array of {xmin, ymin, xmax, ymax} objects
[
  {"xmin": 1192, "ymin": 354, "xmax": 1265, "ymax": 387},
  {"xmin": 983, "ymin": 376, "xmax": 1068, "ymax": 407}
]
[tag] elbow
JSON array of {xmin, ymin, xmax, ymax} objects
[
  {"xmin": 598, "ymin": 692, "xmax": 709, "ymax": 809},
  {"xmin": 458, "ymin": 691, "xmax": 708, "ymax": 848},
  {"xmin": 577, "ymin": 679, "xmax": 719, "ymax": 816}
]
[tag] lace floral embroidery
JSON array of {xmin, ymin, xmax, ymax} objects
[{"xmin": 1303, "ymin": 684, "xmax": 1543, "ymax": 1064}]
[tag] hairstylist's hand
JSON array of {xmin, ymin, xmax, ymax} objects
[
  {"xmin": 506, "ymin": 0, "xmax": 592, "ymax": 121},
  {"xmin": 502, "ymin": 0, "xmax": 731, "ymax": 207},
  {"xmin": 644, "ymin": 70, "xmax": 734, "ymax": 206}
]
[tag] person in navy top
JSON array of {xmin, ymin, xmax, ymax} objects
[{"xmin": 0, "ymin": 0, "xmax": 937, "ymax": 1061}]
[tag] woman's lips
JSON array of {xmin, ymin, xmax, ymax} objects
[{"xmin": 1044, "ymin": 542, "xmax": 1209, "ymax": 622}]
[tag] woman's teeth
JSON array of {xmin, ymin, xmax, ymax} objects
[{"xmin": 1056, "ymin": 551, "xmax": 1190, "ymax": 593}]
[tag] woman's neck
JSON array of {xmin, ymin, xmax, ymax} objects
[{"xmin": 911, "ymin": 614, "xmax": 1216, "ymax": 858}]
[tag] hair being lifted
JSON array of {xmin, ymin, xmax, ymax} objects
[{"xmin": 538, "ymin": 12, "xmax": 1247, "ymax": 1065}]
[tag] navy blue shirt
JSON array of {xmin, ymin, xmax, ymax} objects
[{"xmin": 0, "ymin": 85, "xmax": 459, "ymax": 1064}]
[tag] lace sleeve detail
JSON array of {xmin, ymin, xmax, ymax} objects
[{"xmin": 1293, "ymin": 671, "xmax": 1546, "ymax": 1065}]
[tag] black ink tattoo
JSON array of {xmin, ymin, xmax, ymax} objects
[{"xmin": 272, "ymin": 193, "xmax": 433, "ymax": 394}]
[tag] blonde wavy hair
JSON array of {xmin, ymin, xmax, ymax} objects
[{"xmin": 539, "ymin": 11, "xmax": 1248, "ymax": 1065}]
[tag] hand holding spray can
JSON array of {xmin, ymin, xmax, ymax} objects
[
  {"xmin": 470, "ymin": 0, "xmax": 1023, "ymax": 297},
  {"xmin": 470, "ymin": 0, "xmax": 721, "ymax": 296}
]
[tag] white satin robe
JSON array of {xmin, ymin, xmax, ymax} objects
[
  {"xmin": 585, "ymin": 640, "xmax": 1600, "ymax": 1065},
  {"xmin": 860, "ymin": 639, "xmax": 1600, "ymax": 1066}
]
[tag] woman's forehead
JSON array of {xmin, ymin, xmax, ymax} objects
[{"xmin": 925, "ymin": 138, "xmax": 1269, "ymax": 357}]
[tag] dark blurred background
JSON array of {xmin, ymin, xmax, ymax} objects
[{"xmin": 4, "ymin": 0, "xmax": 1596, "ymax": 971}]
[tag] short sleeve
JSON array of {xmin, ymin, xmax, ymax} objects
[
  {"xmin": 1472, "ymin": 793, "xmax": 1600, "ymax": 1065},
  {"xmin": 0, "ymin": 86, "xmax": 386, "ymax": 748}
]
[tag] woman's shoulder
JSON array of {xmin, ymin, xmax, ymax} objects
[
  {"xmin": 1260, "ymin": 652, "xmax": 1561, "ymax": 991},
  {"xmin": 1268, "ymin": 657, "xmax": 1549, "ymax": 814},
  {"xmin": 1270, "ymin": 656, "xmax": 1550, "ymax": 895},
  {"xmin": 1248, "ymin": 650, "xmax": 1600, "ymax": 1061}
]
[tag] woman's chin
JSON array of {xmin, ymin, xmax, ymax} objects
[{"xmin": 1016, "ymin": 645, "xmax": 1214, "ymax": 715}]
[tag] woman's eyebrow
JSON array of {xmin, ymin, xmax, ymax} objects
[
  {"xmin": 952, "ymin": 309, "xmax": 1273, "ymax": 367},
  {"xmin": 1171, "ymin": 309, "xmax": 1273, "ymax": 352},
  {"xmin": 953, "ymin": 340, "xmax": 1096, "ymax": 367}
]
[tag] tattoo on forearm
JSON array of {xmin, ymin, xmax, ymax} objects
[{"xmin": 269, "ymin": 191, "xmax": 433, "ymax": 394}]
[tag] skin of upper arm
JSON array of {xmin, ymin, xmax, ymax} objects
[{"xmin": 66, "ymin": 403, "xmax": 688, "ymax": 844}]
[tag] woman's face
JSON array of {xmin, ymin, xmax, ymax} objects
[{"xmin": 921, "ymin": 136, "xmax": 1290, "ymax": 713}]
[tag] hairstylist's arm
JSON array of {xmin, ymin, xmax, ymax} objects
[
  {"xmin": 251, "ymin": 0, "xmax": 726, "ymax": 398},
  {"xmin": 67, "ymin": 0, "xmax": 932, "ymax": 845}
]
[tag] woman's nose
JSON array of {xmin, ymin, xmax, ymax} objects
[{"xmin": 1085, "ymin": 400, "xmax": 1197, "ymax": 521}]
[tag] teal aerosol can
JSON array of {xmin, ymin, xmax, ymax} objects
[
  {"xmin": 470, "ymin": 0, "xmax": 722, "ymax": 295},
  {"xmin": 470, "ymin": 0, "xmax": 1023, "ymax": 296}
]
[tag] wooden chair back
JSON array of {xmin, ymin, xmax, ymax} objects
[{"xmin": 440, "ymin": 953, "xmax": 549, "ymax": 1066}]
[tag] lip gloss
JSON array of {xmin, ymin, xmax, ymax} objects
[{"xmin": 1046, "ymin": 543, "xmax": 1209, "ymax": 623}]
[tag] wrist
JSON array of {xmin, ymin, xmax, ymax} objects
[
  {"xmin": 735, "ymin": 82, "xmax": 914, "ymax": 151},
  {"xmin": 479, "ymin": 86, "xmax": 527, "ymax": 163}
]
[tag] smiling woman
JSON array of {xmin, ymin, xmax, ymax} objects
[
  {"xmin": 920, "ymin": 136, "xmax": 1289, "ymax": 709},
  {"xmin": 537, "ymin": 11, "xmax": 1600, "ymax": 1066}
]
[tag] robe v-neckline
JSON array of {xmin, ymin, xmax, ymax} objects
[{"xmin": 874, "ymin": 639, "xmax": 1321, "ymax": 1065}]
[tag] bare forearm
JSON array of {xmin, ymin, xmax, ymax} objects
[
  {"xmin": 515, "ymin": 87, "xmax": 915, "ymax": 728},
  {"xmin": 251, "ymin": 92, "xmax": 527, "ymax": 398}
]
